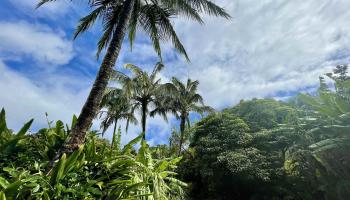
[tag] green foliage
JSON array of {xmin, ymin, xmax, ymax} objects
[
  {"xmin": 184, "ymin": 113, "xmax": 275, "ymax": 199},
  {"xmin": 0, "ymin": 110, "xmax": 186, "ymax": 199},
  {"xmin": 292, "ymin": 67, "xmax": 350, "ymax": 199},
  {"xmin": 181, "ymin": 98, "xmax": 350, "ymax": 199},
  {"xmin": 226, "ymin": 99, "xmax": 299, "ymax": 132},
  {"xmin": 0, "ymin": 108, "xmax": 34, "ymax": 156},
  {"xmin": 297, "ymin": 73, "xmax": 350, "ymax": 119},
  {"xmin": 180, "ymin": 67, "xmax": 350, "ymax": 200},
  {"xmin": 2, "ymin": 66, "xmax": 350, "ymax": 200},
  {"xmin": 183, "ymin": 111, "xmax": 294, "ymax": 199}
]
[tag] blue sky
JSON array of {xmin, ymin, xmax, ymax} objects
[{"xmin": 1, "ymin": 0, "xmax": 350, "ymax": 145}]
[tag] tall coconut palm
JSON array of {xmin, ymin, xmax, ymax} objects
[
  {"xmin": 38, "ymin": 0, "xmax": 230, "ymax": 154},
  {"xmin": 99, "ymin": 88, "xmax": 137, "ymax": 148},
  {"xmin": 113, "ymin": 62, "xmax": 171, "ymax": 139},
  {"xmin": 165, "ymin": 77, "xmax": 214, "ymax": 155}
]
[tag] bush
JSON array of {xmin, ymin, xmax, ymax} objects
[{"xmin": 0, "ymin": 109, "xmax": 187, "ymax": 199}]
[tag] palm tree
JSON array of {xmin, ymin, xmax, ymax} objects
[
  {"xmin": 99, "ymin": 88, "xmax": 137, "ymax": 148},
  {"xmin": 166, "ymin": 77, "xmax": 214, "ymax": 155},
  {"xmin": 113, "ymin": 62, "xmax": 171, "ymax": 139},
  {"xmin": 38, "ymin": 0, "xmax": 230, "ymax": 154}
]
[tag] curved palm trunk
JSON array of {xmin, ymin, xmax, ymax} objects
[
  {"xmin": 111, "ymin": 120, "xmax": 118, "ymax": 149},
  {"xmin": 54, "ymin": 0, "xmax": 135, "ymax": 160},
  {"xmin": 178, "ymin": 115, "xmax": 186, "ymax": 156},
  {"xmin": 141, "ymin": 102, "xmax": 147, "ymax": 140}
]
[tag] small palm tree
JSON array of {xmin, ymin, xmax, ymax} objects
[
  {"xmin": 99, "ymin": 88, "xmax": 137, "ymax": 148},
  {"xmin": 38, "ymin": 0, "xmax": 230, "ymax": 155},
  {"xmin": 113, "ymin": 62, "xmax": 171, "ymax": 139},
  {"xmin": 166, "ymin": 78, "xmax": 214, "ymax": 155}
]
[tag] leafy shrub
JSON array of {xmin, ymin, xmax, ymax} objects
[
  {"xmin": 0, "ymin": 109, "xmax": 187, "ymax": 199},
  {"xmin": 181, "ymin": 97, "xmax": 350, "ymax": 200}
]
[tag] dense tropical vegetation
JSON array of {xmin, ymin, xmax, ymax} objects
[
  {"xmin": 1, "ymin": 64, "xmax": 349, "ymax": 199},
  {"xmin": 0, "ymin": 112, "xmax": 186, "ymax": 199},
  {"xmin": 0, "ymin": 0, "xmax": 349, "ymax": 199},
  {"xmin": 176, "ymin": 65, "xmax": 350, "ymax": 200}
]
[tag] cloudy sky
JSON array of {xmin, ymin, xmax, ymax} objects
[{"xmin": 1, "ymin": 0, "xmax": 350, "ymax": 145}]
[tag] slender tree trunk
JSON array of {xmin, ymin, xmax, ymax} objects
[
  {"xmin": 178, "ymin": 115, "xmax": 186, "ymax": 156},
  {"xmin": 141, "ymin": 102, "xmax": 147, "ymax": 140},
  {"xmin": 111, "ymin": 120, "xmax": 118, "ymax": 149},
  {"xmin": 53, "ymin": 0, "xmax": 135, "ymax": 161}
]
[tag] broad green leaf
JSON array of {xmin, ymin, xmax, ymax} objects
[
  {"xmin": 17, "ymin": 119, "xmax": 34, "ymax": 137},
  {"xmin": 122, "ymin": 133, "xmax": 143, "ymax": 154},
  {"xmin": 0, "ymin": 176, "xmax": 9, "ymax": 189},
  {"xmin": 4, "ymin": 180, "xmax": 22, "ymax": 197},
  {"xmin": 50, "ymin": 153, "xmax": 67, "ymax": 185},
  {"xmin": 156, "ymin": 160, "xmax": 169, "ymax": 172},
  {"xmin": 71, "ymin": 115, "xmax": 78, "ymax": 128},
  {"xmin": 1, "ymin": 118, "xmax": 34, "ymax": 154},
  {"xmin": 0, "ymin": 191, "xmax": 6, "ymax": 200},
  {"xmin": 64, "ymin": 145, "xmax": 84, "ymax": 174}
]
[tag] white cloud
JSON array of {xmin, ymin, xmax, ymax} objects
[
  {"xmin": 164, "ymin": 0, "xmax": 350, "ymax": 108},
  {"xmin": 0, "ymin": 60, "xmax": 88, "ymax": 131},
  {"xmin": 0, "ymin": 21, "xmax": 74, "ymax": 66}
]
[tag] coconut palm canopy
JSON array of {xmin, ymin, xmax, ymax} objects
[
  {"xmin": 108, "ymin": 62, "xmax": 175, "ymax": 139},
  {"xmin": 39, "ymin": 0, "xmax": 230, "ymax": 61}
]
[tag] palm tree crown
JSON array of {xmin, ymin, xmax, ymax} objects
[
  {"xmin": 99, "ymin": 88, "xmax": 137, "ymax": 147},
  {"xmin": 167, "ymin": 77, "xmax": 214, "ymax": 154},
  {"xmin": 113, "ymin": 62, "xmax": 172, "ymax": 139},
  {"xmin": 40, "ymin": 0, "xmax": 231, "ymax": 60}
]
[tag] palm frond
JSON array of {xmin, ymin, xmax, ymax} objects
[
  {"xmin": 156, "ymin": 6, "xmax": 190, "ymax": 61},
  {"xmin": 190, "ymin": 93, "xmax": 204, "ymax": 105},
  {"xmin": 124, "ymin": 63, "xmax": 143, "ymax": 76},
  {"xmin": 186, "ymin": 0, "xmax": 231, "ymax": 19},
  {"xmin": 74, "ymin": 6, "xmax": 105, "ymax": 40},
  {"xmin": 111, "ymin": 70, "xmax": 131, "ymax": 83},
  {"xmin": 150, "ymin": 62, "xmax": 165, "ymax": 81},
  {"xmin": 159, "ymin": 0, "xmax": 204, "ymax": 24},
  {"xmin": 36, "ymin": 0, "xmax": 56, "ymax": 8},
  {"xmin": 191, "ymin": 104, "xmax": 215, "ymax": 116},
  {"xmin": 188, "ymin": 80, "xmax": 199, "ymax": 93},
  {"xmin": 96, "ymin": 4, "xmax": 123, "ymax": 58},
  {"xmin": 138, "ymin": 5, "xmax": 164, "ymax": 59},
  {"xmin": 128, "ymin": 0, "xmax": 141, "ymax": 50},
  {"xmin": 171, "ymin": 77, "xmax": 186, "ymax": 91}
]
